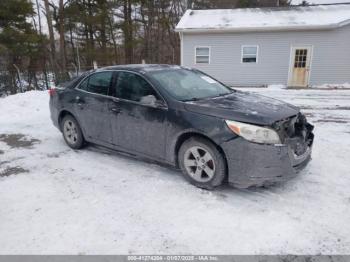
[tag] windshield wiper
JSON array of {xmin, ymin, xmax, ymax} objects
[
  {"xmin": 207, "ymin": 91, "xmax": 234, "ymax": 99},
  {"xmin": 181, "ymin": 97, "xmax": 203, "ymax": 102},
  {"xmin": 181, "ymin": 90, "xmax": 234, "ymax": 102}
]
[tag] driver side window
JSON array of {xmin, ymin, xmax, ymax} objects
[{"xmin": 114, "ymin": 72, "xmax": 159, "ymax": 103}]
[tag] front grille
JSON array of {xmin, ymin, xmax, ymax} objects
[{"xmin": 273, "ymin": 113, "xmax": 314, "ymax": 156}]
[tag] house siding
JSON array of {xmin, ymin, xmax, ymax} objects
[{"xmin": 181, "ymin": 25, "xmax": 350, "ymax": 86}]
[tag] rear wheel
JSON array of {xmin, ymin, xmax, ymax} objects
[
  {"xmin": 179, "ymin": 137, "xmax": 226, "ymax": 189},
  {"xmin": 61, "ymin": 115, "xmax": 84, "ymax": 149}
]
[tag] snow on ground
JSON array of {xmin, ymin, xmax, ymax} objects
[
  {"xmin": 267, "ymin": 84, "xmax": 350, "ymax": 89},
  {"xmin": 313, "ymin": 83, "xmax": 350, "ymax": 89},
  {"xmin": 0, "ymin": 89, "xmax": 350, "ymax": 254}
]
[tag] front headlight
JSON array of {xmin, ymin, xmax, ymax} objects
[{"xmin": 225, "ymin": 120, "xmax": 281, "ymax": 144}]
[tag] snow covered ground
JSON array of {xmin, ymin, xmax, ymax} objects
[{"xmin": 0, "ymin": 88, "xmax": 350, "ymax": 254}]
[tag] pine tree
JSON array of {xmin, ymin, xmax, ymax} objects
[{"xmin": 0, "ymin": 0, "xmax": 45, "ymax": 93}]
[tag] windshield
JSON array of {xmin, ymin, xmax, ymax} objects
[{"xmin": 149, "ymin": 69, "xmax": 232, "ymax": 101}]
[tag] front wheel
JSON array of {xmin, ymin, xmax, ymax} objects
[
  {"xmin": 179, "ymin": 137, "xmax": 226, "ymax": 190},
  {"xmin": 61, "ymin": 115, "xmax": 84, "ymax": 149}
]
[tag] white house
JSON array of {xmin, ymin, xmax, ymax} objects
[{"xmin": 175, "ymin": 4, "xmax": 350, "ymax": 87}]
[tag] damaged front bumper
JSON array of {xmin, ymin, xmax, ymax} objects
[
  {"xmin": 221, "ymin": 116, "xmax": 314, "ymax": 188},
  {"xmin": 221, "ymin": 137, "xmax": 313, "ymax": 188}
]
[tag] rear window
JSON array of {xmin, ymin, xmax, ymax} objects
[
  {"xmin": 59, "ymin": 71, "xmax": 92, "ymax": 89},
  {"xmin": 78, "ymin": 71, "xmax": 113, "ymax": 96}
]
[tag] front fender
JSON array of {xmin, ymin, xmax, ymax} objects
[{"xmin": 165, "ymin": 109, "xmax": 236, "ymax": 165}]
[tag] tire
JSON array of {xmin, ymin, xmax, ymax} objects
[
  {"xmin": 178, "ymin": 137, "xmax": 226, "ymax": 190},
  {"xmin": 61, "ymin": 115, "xmax": 84, "ymax": 149}
]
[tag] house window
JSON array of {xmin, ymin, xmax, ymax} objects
[
  {"xmin": 195, "ymin": 47, "xmax": 210, "ymax": 64},
  {"xmin": 242, "ymin": 46, "xmax": 258, "ymax": 63},
  {"xmin": 294, "ymin": 49, "xmax": 308, "ymax": 68}
]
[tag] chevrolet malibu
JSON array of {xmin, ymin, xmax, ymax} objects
[{"xmin": 49, "ymin": 64, "xmax": 314, "ymax": 189}]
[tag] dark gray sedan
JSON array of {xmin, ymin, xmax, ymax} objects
[{"xmin": 49, "ymin": 64, "xmax": 314, "ymax": 189}]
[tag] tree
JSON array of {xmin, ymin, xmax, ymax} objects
[
  {"xmin": 0, "ymin": 0, "xmax": 45, "ymax": 93},
  {"xmin": 121, "ymin": 0, "xmax": 134, "ymax": 63},
  {"xmin": 59, "ymin": 0, "xmax": 68, "ymax": 78},
  {"xmin": 43, "ymin": 0, "xmax": 58, "ymax": 78}
]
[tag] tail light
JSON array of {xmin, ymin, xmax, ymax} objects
[{"xmin": 48, "ymin": 88, "xmax": 56, "ymax": 96}]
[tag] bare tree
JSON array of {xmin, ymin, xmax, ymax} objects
[
  {"xmin": 43, "ymin": 0, "xmax": 57, "ymax": 74},
  {"xmin": 58, "ymin": 0, "xmax": 68, "ymax": 78}
]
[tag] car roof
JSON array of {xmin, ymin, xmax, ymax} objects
[{"xmin": 96, "ymin": 64, "xmax": 184, "ymax": 74}]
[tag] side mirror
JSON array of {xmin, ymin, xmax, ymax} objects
[
  {"xmin": 140, "ymin": 95, "xmax": 167, "ymax": 109},
  {"xmin": 154, "ymin": 99, "xmax": 167, "ymax": 109}
]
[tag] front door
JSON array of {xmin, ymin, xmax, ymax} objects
[
  {"xmin": 109, "ymin": 71, "xmax": 168, "ymax": 159},
  {"xmin": 288, "ymin": 46, "xmax": 312, "ymax": 87}
]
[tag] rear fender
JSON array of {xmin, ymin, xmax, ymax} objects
[{"xmin": 58, "ymin": 109, "xmax": 87, "ymax": 139}]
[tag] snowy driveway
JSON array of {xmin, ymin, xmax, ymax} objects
[{"xmin": 0, "ymin": 88, "xmax": 350, "ymax": 254}]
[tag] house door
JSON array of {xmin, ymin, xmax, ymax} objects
[{"xmin": 288, "ymin": 46, "xmax": 312, "ymax": 87}]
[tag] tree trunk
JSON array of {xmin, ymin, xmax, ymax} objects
[
  {"xmin": 100, "ymin": 0, "xmax": 108, "ymax": 66},
  {"xmin": 107, "ymin": 15, "xmax": 118, "ymax": 64},
  {"xmin": 123, "ymin": 0, "xmax": 133, "ymax": 64},
  {"xmin": 43, "ymin": 0, "xmax": 58, "ymax": 82},
  {"xmin": 87, "ymin": 0, "xmax": 95, "ymax": 68},
  {"xmin": 35, "ymin": 0, "xmax": 49, "ymax": 89},
  {"xmin": 58, "ymin": 0, "xmax": 68, "ymax": 79}
]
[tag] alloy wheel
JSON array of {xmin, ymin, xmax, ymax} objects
[
  {"xmin": 183, "ymin": 146, "xmax": 216, "ymax": 183},
  {"xmin": 63, "ymin": 120, "xmax": 78, "ymax": 145}
]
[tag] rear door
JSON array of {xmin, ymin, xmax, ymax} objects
[
  {"xmin": 108, "ymin": 71, "xmax": 168, "ymax": 159},
  {"xmin": 74, "ymin": 71, "xmax": 114, "ymax": 144}
]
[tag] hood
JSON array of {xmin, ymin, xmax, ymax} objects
[{"xmin": 184, "ymin": 91, "xmax": 299, "ymax": 126}]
